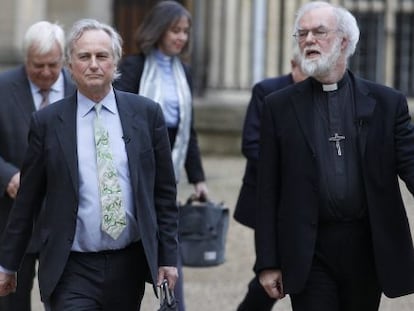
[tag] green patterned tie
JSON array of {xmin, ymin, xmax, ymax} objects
[{"xmin": 94, "ymin": 103, "xmax": 126, "ymax": 239}]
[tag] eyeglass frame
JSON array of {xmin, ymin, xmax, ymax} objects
[{"xmin": 293, "ymin": 27, "xmax": 338, "ymax": 42}]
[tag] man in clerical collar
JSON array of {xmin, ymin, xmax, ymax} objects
[{"xmin": 254, "ymin": 1, "xmax": 414, "ymax": 311}]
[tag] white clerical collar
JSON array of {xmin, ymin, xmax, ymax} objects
[{"xmin": 322, "ymin": 83, "xmax": 338, "ymax": 92}]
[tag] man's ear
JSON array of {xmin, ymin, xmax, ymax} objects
[{"xmin": 341, "ymin": 37, "xmax": 348, "ymax": 51}]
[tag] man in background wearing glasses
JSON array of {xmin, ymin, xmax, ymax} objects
[{"xmin": 255, "ymin": 1, "xmax": 414, "ymax": 310}]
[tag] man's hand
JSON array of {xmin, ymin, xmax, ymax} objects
[
  {"xmin": 0, "ymin": 271, "xmax": 16, "ymax": 296},
  {"xmin": 157, "ymin": 266, "xmax": 178, "ymax": 290},
  {"xmin": 193, "ymin": 182, "xmax": 208, "ymax": 201},
  {"xmin": 259, "ymin": 269, "xmax": 285, "ymax": 299},
  {"xmin": 6, "ymin": 172, "xmax": 20, "ymax": 199}
]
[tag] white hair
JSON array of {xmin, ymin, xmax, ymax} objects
[
  {"xmin": 293, "ymin": 1, "xmax": 360, "ymax": 59},
  {"xmin": 23, "ymin": 21, "xmax": 65, "ymax": 61}
]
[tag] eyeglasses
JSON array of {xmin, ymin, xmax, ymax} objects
[{"xmin": 293, "ymin": 27, "xmax": 336, "ymax": 42}]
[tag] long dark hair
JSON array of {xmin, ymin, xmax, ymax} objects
[{"xmin": 135, "ymin": 1, "xmax": 192, "ymax": 57}]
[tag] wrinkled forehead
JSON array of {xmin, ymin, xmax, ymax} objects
[{"xmin": 298, "ymin": 7, "xmax": 337, "ymax": 30}]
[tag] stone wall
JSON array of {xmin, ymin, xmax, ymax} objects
[
  {"xmin": 0, "ymin": 0, "xmax": 111, "ymax": 68},
  {"xmin": 194, "ymin": 91, "xmax": 248, "ymax": 156}
]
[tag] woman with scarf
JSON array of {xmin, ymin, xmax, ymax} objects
[{"xmin": 114, "ymin": 2, "xmax": 208, "ymax": 310}]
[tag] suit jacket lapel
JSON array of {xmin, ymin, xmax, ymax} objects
[
  {"xmin": 292, "ymin": 79, "xmax": 316, "ymax": 156},
  {"xmin": 351, "ymin": 73, "xmax": 376, "ymax": 156},
  {"xmin": 54, "ymin": 90, "xmax": 143, "ymax": 199},
  {"xmin": 115, "ymin": 91, "xmax": 140, "ymax": 189},
  {"xmin": 55, "ymin": 93, "xmax": 79, "ymax": 195},
  {"xmin": 11, "ymin": 68, "xmax": 35, "ymax": 126}
]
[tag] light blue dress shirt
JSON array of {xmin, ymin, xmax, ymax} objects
[
  {"xmin": 154, "ymin": 49, "xmax": 180, "ymax": 128},
  {"xmin": 72, "ymin": 89, "xmax": 139, "ymax": 251}
]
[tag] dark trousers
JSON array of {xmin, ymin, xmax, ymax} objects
[
  {"xmin": 290, "ymin": 221, "xmax": 382, "ymax": 311},
  {"xmin": 49, "ymin": 241, "xmax": 148, "ymax": 311},
  {"xmin": 237, "ymin": 275, "xmax": 277, "ymax": 311},
  {"xmin": 0, "ymin": 252, "xmax": 36, "ymax": 311}
]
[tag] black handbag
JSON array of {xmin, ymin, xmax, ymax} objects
[
  {"xmin": 178, "ymin": 195, "xmax": 229, "ymax": 267},
  {"xmin": 157, "ymin": 280, "xmax": 178, "ymax": 311}
]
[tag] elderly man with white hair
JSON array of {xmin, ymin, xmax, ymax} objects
[
  {"xmin": 0, "ymin": 21, "xmax": 75, "ymax": 310},
  {"xmin": 255, "ymin": 1, "xmax": 414, "ymax": 310}
]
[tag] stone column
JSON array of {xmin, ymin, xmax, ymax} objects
[
  {"xmin": 0, "ymin": 0, "xmax": 111, "ymax": 69},
  {"xmin": 0, "ymin": 0, "xmax": 47, "ymax": 66}
]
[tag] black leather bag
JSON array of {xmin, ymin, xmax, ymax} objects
[
  {"xmin": 157, "ymin": 280, "xmax": 178, "ymax": 311},
  {"xmin": 178, "ymin": 196, "xmax": 229, "ymax": 267}
]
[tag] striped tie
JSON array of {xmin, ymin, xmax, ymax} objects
[{"xmin": 39, "ymin": 89, "xmax": 50, "ymax": 109}]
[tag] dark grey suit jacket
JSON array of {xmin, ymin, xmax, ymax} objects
[
  {"xmin": 0, "ymin": 65, "xmax": 76, "ymax": 253},
  {"xmin": 255, "ymin": 70, "xmax": 414, "ymax": 298},
  {"xmin": 0, "ymin": 90, "xmax": 178, "ymax": 301}
]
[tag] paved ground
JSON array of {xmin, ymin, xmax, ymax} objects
[{"xmin": 31, "ymin": 155, "xmax": 414, "ymax": 310}]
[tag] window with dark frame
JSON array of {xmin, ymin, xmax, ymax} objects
[
  {"xmin": 394, "ymin": 11, "xmax": 414, "ymax": 97},
  {"xmin": 348, "ymin": 11, "xmax": 385, "ymax": 84}
]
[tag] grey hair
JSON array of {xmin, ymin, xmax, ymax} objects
[
  {"xmin": 65, "ymin": 19, "xmax": 123, "ymax": 79},
  {"xmin": 23, "ymin": 21, "xmax": 65, "ymax": 61},
  {"xmin": 293, "ymin": 1, "xmax": 360, "ymax": 59}
]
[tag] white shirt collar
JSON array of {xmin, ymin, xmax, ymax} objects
[
  {"xmin": 78, "ymin": 88, "xmax": 117, "ymax": 118},
  {"xmin": 322, "ymin": 83, "xmax": 338, "ymax": 92}
]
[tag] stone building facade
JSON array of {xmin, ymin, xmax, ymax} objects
[{"xmin": 1, "ymin": 0, "xmax": 413, "ymax": 154}]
